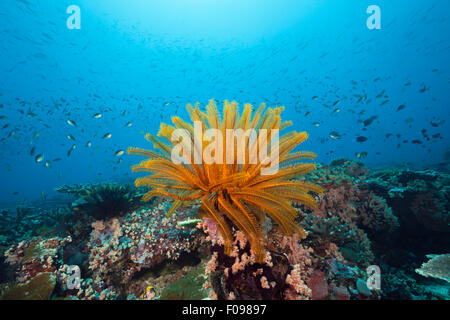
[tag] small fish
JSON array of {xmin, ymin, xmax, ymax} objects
[
  {"xmin": 355, "ymin": 152, "xmax": 368, "ymax": 159},
  {"xmin": 33, "ymin": 132, "xmax": 40, "ymax": 139},
  {"xmin": 397, "ymin": 105, "xmax": 406, "ymax": 111},
  {"xmin": 45, "ymin": 161, "xmax": 51, "ymax": 167},
  {"xmin": 53, "ymin": 158, "xmax": 62, "ymax": 162},
  {"xmin": 419, "ymin": 85, "xmax": 430, "ymax": 93},
  {"xmin": 356, "ymin": 136, "xmax": 368, "ymax": 143},
  {"xmin": 93, "ymin": 113, "xmax": 102, "ymax": 119},
  {"xmin": 329, "ymin": 131, "xmax": 341, "ymax": 140},
  {"xmin": 86, "ymin": 141, "xmax": 92, "ymax": 147},
  {"xmin": 363, "ymin": 116, "xmax": 378, "ymax": 127},
  {"xmin": 357, "ymin": 96, "xmax": 366, "ymax": 103},
  {"xmin": 430, "ymin": 120, "xmax": 445, "ymax": 127},
  {"xmin": 67, "ymin": 119, "xmax": 77, "ymax": 127},
  {"xmin": 432, "ymin": 133, "xmax": 442, "ymax": 139},
  {"xmin": 103, "ymin": 133, "xmax": 112, "ymax": 139},
  {"xmin": 124, "ymin": 122, "xmax": 133, "ymax": 127},
  {"xmin": 67, "ymin": 144, "xmax": 76, "ymax": 156},
  {"xmin": 312, "ymin": 122, "xmax": 320, "ymax": 127},
  {"xmin": 333, "ymin": 108, "xmax": 341, "ymax": 113},
  {"xmin": 114, "ymin": 150, "xmax": 124, "ymax": 156},
  {"xmin": 30, "ymin": 146, "xmax": 36, "ymax": 156},
  {"xmin": 35, "ymin": 154, "xmax": 44, "ymax": 162},
  {"xmin": 67, "ymin": 134, "xmax": 76, "ymax": 141},
  {"xmin": 333, "ymin": 100, "xmax": 340, "ymax": 106}
]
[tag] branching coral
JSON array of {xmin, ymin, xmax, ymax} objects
[
  {"xmin": 128, "ymin": 100, "xmax": 323, "ymax": 262},
  {"xmin": 416, "ymin": 254, "xmax": 450, "ymax": 283}
]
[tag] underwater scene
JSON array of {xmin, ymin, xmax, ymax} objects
[{"xmin": 0, "ymin": 0, "xmax": 449, "ymax": 302}]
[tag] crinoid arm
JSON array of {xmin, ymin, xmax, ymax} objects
[{"xmin": 128, "ymin": 100, "xmax": 323, "ymax": 263}]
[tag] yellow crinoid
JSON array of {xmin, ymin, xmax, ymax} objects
[{"xmin": 128, "ymin": 100, "xmax": 323, "ymax": 262}]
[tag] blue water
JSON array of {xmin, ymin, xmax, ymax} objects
[{"xmin": 0, "ymin": 0, "xmax": 449, "ymax": 202}]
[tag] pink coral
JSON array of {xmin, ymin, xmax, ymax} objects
[
  {"xmin": 306, "ymin": 270, "xmax": 329, "ymax": 300},
  {"xmin": 285, "ymin": 265, "xmax": 312, "ymax": 300}
]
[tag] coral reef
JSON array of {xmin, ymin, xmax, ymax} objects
[
  {"xmin": 1, "ymin": 236, "xmax": 70, "ymax": 300},
  {"xmin": 0, "ymin": 205, "xmax": 74, "ymax": 251},
  {"xmin": 86, "ymin": 202, "xmax": 202, "ymax": 286},
  {"xmin": 200, "ymin": 222, "xmax": 378, "ymax": 300},
  {"xmin": 0, "ymin": 159, "xmax": 448, "ymax": 300},
  {"xmin": 301, "ymin": 160, "xmax": 398, "ymax": 266}
]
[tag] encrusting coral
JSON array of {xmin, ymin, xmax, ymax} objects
[{"xmin": 128, "ymin": 100, "xmax": 323, "ymax": 262}]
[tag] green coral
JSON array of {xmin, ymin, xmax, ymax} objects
[
  {"xmin": 0, "ymin": 272, "xmax": 55, "ymax": 300},
  {"xmin": 160, "ymin": 265, "xmax": 209, "ymax": 300}
]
